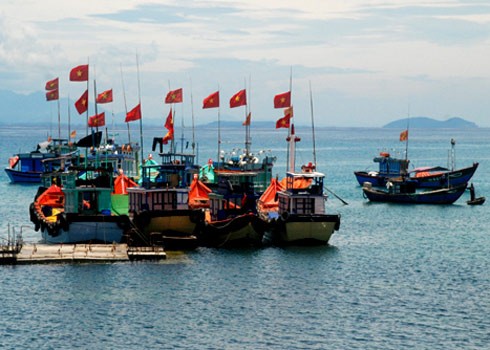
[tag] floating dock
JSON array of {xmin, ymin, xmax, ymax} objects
[{"xmin": 0, "ymin": 243, "xmax": 166, "ymax": 265}]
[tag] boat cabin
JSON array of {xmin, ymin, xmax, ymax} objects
[
  {"xmin": 374, "ymin": 153, "xmax": 410, "ymax": 177},
  {"xmin": 277, "ymin": 172, "xmax": 327, "ymax": 216},
  {"xmin": 207, "ymin": 172, "xmax": 258, "ymax": 221},
  {"xmin": 140, "ymin": 152, "xmax": 199, "ymax": 189}
]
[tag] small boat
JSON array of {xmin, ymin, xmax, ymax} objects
[
  {"xmin": 199, "ymin": 172, "xmax": 266, "ymax": 248},
  {"xmin": 466, "ymin": 183, "xmax": 485, "ymax": 205},
  {"xmin": 362, "ymin": 179, "xmax": 467, "ymax": 204}
]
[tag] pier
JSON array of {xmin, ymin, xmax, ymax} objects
[{"xmin": 0, "ymin": 242, "xmax": 166, "ymax": 265}]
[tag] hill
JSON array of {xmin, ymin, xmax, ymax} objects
[{"xmin": 384, "ymin": 117, "xmax": 478, "ymax": 128}]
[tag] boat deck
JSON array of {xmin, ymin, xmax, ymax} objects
[{"xmin": 0, "ymin": 243, "xmax": 166, "ymax": 264}]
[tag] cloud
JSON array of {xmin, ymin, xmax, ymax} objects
[{"xmin": 0, "ymin": 1, "xmax": 490, "ymax": 127}]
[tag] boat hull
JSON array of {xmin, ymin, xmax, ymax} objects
[
  {"xmin": 131, "ymin": 209, "xmax": 202, "ymax": 249},
  {"xmin": 5, "ymin": 169, "xmax": 41, "ymax": 183},
  {"xmin": 200, "ymin": 213, "xmax": 266, "ymax": 248},
  {"xmin": 355, "ymin": 163, "xmax": 478, "ymax": 189},
  {"xmin": 265, "ymin": 214, "xmax": 341, "ymax": 246},
  {"xmin": 363, "ymin": 183, "xmax": 467, "ymax": 204},
  {"xmin": 40, "ymin": 214, "xmax": 129, "ymax": 244}
]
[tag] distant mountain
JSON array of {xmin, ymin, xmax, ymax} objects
[{"xmin": 384, "ymin": 117, "xmax": 478, "ymax": 129}]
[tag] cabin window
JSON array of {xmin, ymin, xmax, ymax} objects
[{"xmin": 293, "ymin": 198, "xmax": 314, "ymax": 214}]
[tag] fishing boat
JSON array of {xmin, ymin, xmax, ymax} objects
[
  {"xmin": 354, "ymin": 136, "xmax": 479, "ymax": 189},
  {"xmin": 199, "ymin": 172, "xmax": 267, "ymax": 248},
  {"xmin": 354, "ymin": 153, "xmax": 478, "ymax": 189},
  {"xmin": 29, "ymin": 160, "xmax": 132, "ymax": 244},
  {"xmin": 127, "ymin": 151, "xmax": 203, "ymax": 250},
  {"xmin": 362, "ymin": 179, "xmax": 467, "ymax": 204},
  {"xmin": 5, "ymin": 138, "xmax": 77, "ymax": 183}
]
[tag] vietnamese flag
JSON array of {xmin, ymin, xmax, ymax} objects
[
  {"xmin": 164, "ymin": 108, "xmax": 174, "ymax": 132},
  {"xmin": 165, "ymin": 88, "xmax": 183, "ymax": 104},
  {"xmin": 96, "ymin": 89, "xmax": 113, "ymax": 104},
  {"xmin": 242, "ymin": 112, "xmax": 251, "ymax": 126},
  {"xmin": 88, "ymin": 112, "xmax": 105, "ymax": 127},
  {"xmin": 126, "ymin": 103, "xmax": 142, "ymax": 122},
  {"xmin": 275, "ymin": 114, "xmax": 291, "ymax": 129},
  {"xmin": 75, "ymin": 90, "xmax": 89, "ymax": 114},
  {"xmin": 46, "ymin": 89, "xmax": 59, "ymax": 101},
  {"xmin": 70, "ymin": 130, "xmax": 77, "ymax": 139},
  {"xmin": 45, "ymin": 77, "xmax": 59, "ymax": 91},
  {"xmin": 69, "ymin": 64, "xmax": 89, "ymax": 82},
  {"xmin": 202, "ymin": 91, "xmax": 219, "ymax": 109},
  {"xmin": 162, "ymin": 129, "xmax": 174, "ymax": 145},
  {"xmin": 273, "ymin": 91, "xmax": 291, "ymax": 108},
  {"xmin": 229, "ymin": 89, "xmax": 246, "ymax": 108},
  {"xmin": 399, "ymin": 130, "xmax": 408, "ymax": 142}
]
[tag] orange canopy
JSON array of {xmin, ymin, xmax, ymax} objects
[
  {"xmin": 279, "ymin": 176, "xmax": 312, "ymax": 190},
  {"xmin": 36, "ymin": 184, "xmax": 65, "ymax": 208},
  {"xmin": 258, "ymin": 178, "xmax": 283, "ymax": 211},
  {"xmin": 113, "ymin": 174, "xmax": 138, "ymax": 194},
  {"xmin": 188, "ymin": 176, "xmax": 212, "ymax": 209}
]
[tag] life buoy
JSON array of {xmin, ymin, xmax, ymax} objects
[{"xmin": 281, "ymin": 211, "xmax": 290, "ymax": 221}]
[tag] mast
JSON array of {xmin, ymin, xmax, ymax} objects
[
  {"xmin": 120, "ymin": 63, "xmax": 131, "ymax": 144},
  {"xmin": 245, "ymin": 77, "xmax": 251, "ymax": 157},
  {"xmin": 286, "ymin": 67, "xmax": 293, "ymax": 171},
  {"xmin": 136, "ymin": 54, "xmax": 144, "ymax": 164},
  {"xmin": 309, "ymin": 81, "xmax": 317, "ymax": 167},
  {"xmin": 190, "ymin": 78, "xmax": 196, "ymax": 156}
]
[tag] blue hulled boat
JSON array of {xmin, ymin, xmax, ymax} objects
[{"xmin": 362, "ymin": 179, "xmax": 467, "ymax": 204}]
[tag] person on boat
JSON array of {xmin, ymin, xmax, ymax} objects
[{"xmin": 469, "ymin": 183, "xmax": 475, "ymax": 201}]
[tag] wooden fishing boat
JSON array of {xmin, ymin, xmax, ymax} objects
[
  {"xmin": 5, "ymin": 138, "xmax": 78, "ymax": 183},
  {"xmin": 466, "ymin": 183, "xmax": 485, "ymax": 205},
  {"xmin": 362, "ymin": 179, "xmax": 467, "ymax": 204},
  {"xmin": 127, "ymin": 152, "xmax": 203, "ymax": 250},
  {"xmin": 354, "ymin": 153, "xmax": 478, "ymax": 189},
  {"xmin": 199, "ymin": 172, "xmax": 266, "ymax": 248},
  {"xmin": 29, "ymin": 164, "xmax": 132, "ymax": 244}
]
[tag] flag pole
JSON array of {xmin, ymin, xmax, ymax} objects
[
  {"xmin": 57, "ymin": 88, "xmax": 61, "ymax": 151},
  {"xmin": 85, "ymin": 58, "xmax": 90, "ymax": 136},
  {"xmin": 67, "ymin": 94, "xmax": 71, "ymax": 142},
  {"xmin": 309, "ymin": 80, "xmax": 317, "ymax": 167},
  {"xmin": 245, "ymin": 76, "xmax": 251, "ymax": 157},
  {"xmin": 190, "ymin": 77, "xmax": 196, "ymax": 156},
  {"xmin": 217, "ymin": 85, "xmax": 221, "ymax": 169},
  {"xmin": 286, "ymin": 66, "xmax": 293, "ymax": 171},
  {"xmin": 120, "ymin": 63, "xmax": 131, "ymax": 144},
  {"xmin": 136, "ymin": 53, "xmax": 144, "ymax": 166}
]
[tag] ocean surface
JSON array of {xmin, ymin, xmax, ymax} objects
[{"xmin": 1, "ymin": 125, "xmax": 489, "ymax": 349}]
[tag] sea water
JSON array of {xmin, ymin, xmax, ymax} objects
[{"xmin": 0, "ymin": 125, "xmax": 489, "ymax": 349}]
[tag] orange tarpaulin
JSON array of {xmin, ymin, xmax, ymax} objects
[
  {"xmin": 36, "ymin": 184, "xmax": 65, "ymax": 208},
  {"xmin": 258, "ymin": 178, "xmax": 283, "ymax": 211},
  {"xmin": 188, "ymin": 176, "xmax": 212, "ymax": 209},
  {"xmin": 113, "ymin": 174, "xmax": 138, "ymax": 194},
  {"xmin": 279, "ymin": 177, "xmax": 312, "ymax": 190}
]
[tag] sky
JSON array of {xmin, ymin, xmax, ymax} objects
[{"xmin": 1, "ymin": 0, "xmax": 490, "ymax": 127}]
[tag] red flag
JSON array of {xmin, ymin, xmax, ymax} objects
[
  {"xmin": 229, "ymin": 89, "xmax": 246, "ymax": 108},
  {"xmin": 69, "ymin": 64, "xmax": 89, "ymax": 82},
  {"xmin": 274, "ymin": 91, "xmax": 291, "ymax": 108},
  {"xmin": 46, "ymin": 89, "xmax": 59, "ymax": 101},
  {"xmin": 162, "ymin": 129, "xmax": 174, "ymax": 145},
  {"xmin": 75, "ymin": 90, "xmax": 88, "ymax": 114},
  {"xmin": 70, "ymin": 130, "xmax": 77, "ymax": 139},
  {"xmin": 400, "ymin": 130, "xmax": 408, "ymax": 141},
  {"xmin": 243, "ymin": 112, "xmax": 251, "ymax": 126},
  {"xmin": 45, "ymin": 77, "xmax": 59, "ymax": 91},
  {"xmin": 165, "ymin": 88, "xmax": 183, "ymax": 104},
  {"xmin": 275, "ymin": 114, "xmax": 291, "ymax": 129},
  {"xmin": 125, "ymin": 103, "xmax": 142, "ymax": 122},
  {"xmin": 88, "ymin": 112, "xmax": 105, "ymax": 127},
  {"xmin": 165, "ymin": 108, "xmax": 174, "ymax": 131},
  {"xmin": 203, "ymin": 91, "xmax": 220, "ymax": 109},
  {"xmin": 96, "ymin": 89, "xmax": 113, "ymax": 104}
]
